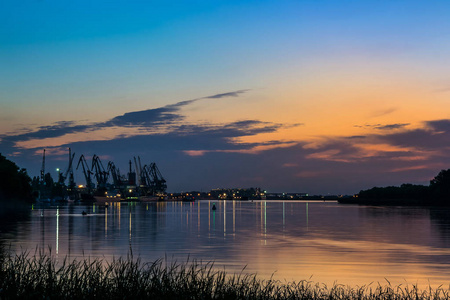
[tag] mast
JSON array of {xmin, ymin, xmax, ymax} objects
[
  {"xmin": 40, "ymin": 149, "xmax": 46, "ymax": 184},
  {"xmin": 67, "ymin": 148, "xmax": 76, "ymax": 190},
  {"xmin": 76, "ymin": 154, "xmax": 93, "ymax": 193},
  {"xmin": 128, "ymin": 160, "xmax": 136, "ymax": 186}
]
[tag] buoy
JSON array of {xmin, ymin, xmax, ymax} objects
[
  {"xmin": 82, "ymin": 211, "xmax": 87, "ymax": 216},
  {"xmin": 212, "ymin": 203, "xmax": 216, "ymax": 211}
]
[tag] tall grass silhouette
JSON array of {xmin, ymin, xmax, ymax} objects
[{"xmin": 0, "ymin": 247, "xmax": 449, "ymax": 299}]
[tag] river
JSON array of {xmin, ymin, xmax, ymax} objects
[{"xmin": 1, "ymin": 200, "xmax": 450, "ymax": 288}]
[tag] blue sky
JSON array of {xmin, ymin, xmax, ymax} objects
[{"xmin": 2, "ymin": 1, "xmax": 450, "ymax": 194}]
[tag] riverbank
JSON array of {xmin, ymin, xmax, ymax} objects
[
  {"xmin": 1, "ymin": 249, "xmax": 449, "ymax": 300},
  {"xmin": 338, "ymin": 197, "xmax": 450, "ymax": 206}
]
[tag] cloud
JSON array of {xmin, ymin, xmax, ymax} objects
[
  {"xmin": 222, "ymin": 120, "xmax": 285, "ymax": 136},
  {"xmin": 369, "ymin": 107, "xmax": 397, "ymax": 118},
  {"xmin": 183, "ymin": 150, "xmax": 208, "ymax": 157},
  {"xmin": 106, "ymin": 107, "xmax": 180, "ymax": 127},
  {"xmin": 306, "ymin": 149, "xmax": 354, "ymax": 163},
  {"xmin": 14, "ymin": 123, "xmax": 91, "ymax": 140},
  {"xmin": 426, "ymin": 119, "xmax": 450, "ymax": 132},
  {"xmin": 388, "ymin": 165, "xmax": 429, "ymax": 173},
  {"xmin": 69, "ymin": 117, "xmax": 450, "ymax": 193},
  {"xmin": 354, "ymin": 123, "xmax": 409, "ymax": 131},
  {"xmin": 286, "ymin": 118, "xmax": 450, "ymax": 184},
  {"xmin": 106, "ymin": 90, "xmax": 252, "ymax": 128},
  {"xmin": 204, "ymin": 89, "xmax": 250, "ymax": 99},
  {"xmin": 378, "ymin": 120, "xmax": 450, "ymax": 152},
  {"xmin": 375, "ymin": 123, "xmax": 409, "ymax": 130}
]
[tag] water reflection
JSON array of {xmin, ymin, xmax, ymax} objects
[
  {"xmin": 56, "ymin": 208, "xmax": 59, "ymax": 254},
  {"xmin": 306, "ymin": 202, "xmax": 309, "ymax": 229},
  {"xmin": 2, "ymin": 201, "xmax": 450, "ymax": 288},
  {"xmin": 224, "ymin": 200, "xmax": 226, "ymax": 236},
  {"xmin": 429, "ymin": 209, "xmax": 450, "ymax": 248}
]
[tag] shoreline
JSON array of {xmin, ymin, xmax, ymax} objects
[{"xmin": 338, "ymin": 197, "xmax": 450, "ymax": 206}]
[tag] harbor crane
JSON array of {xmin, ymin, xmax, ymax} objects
[
  {"xmin": 58, "ymin": 148, "xmax": 76, "ymax": 189},
  {"xmin": 107, "ymin": 161, "xmax": 123, "ymax": 188},
  {"xmin": 134, "ymin": 156, "xmax": 143, "ymax": 187},
  {"xmin": 141, "ymin": 162, "xmax": 167, "ymax": 195},
  {"xmin": 91, "ymin": 154, "xmax": 109, "ymax": 188},
  {"xmin": 76, "ymin": 154, "xmax": 93, "ymax": 193},
  {"xmin": 148, "ymin": 162, "xmax": 167, "ymax": 194}
]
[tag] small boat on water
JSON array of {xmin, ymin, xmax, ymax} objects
[
  {"xmin": 138, "ymin": 193, "xmax": 167, "ymax": 202},
  {"xmin": 139, "ymin": 195, "xmax": 162, "ymax": 202},
  {"xmin": 94, "ymin": 195, "xmax": 121, "ymax": 203},
  {"xmin": 94, "ymin": 191, "xmax": 122, "ymax": 203}
]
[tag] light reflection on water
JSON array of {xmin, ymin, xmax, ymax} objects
[{"xmin": 1, "ymin": 200, "xmax": 450, "ymax": 287}]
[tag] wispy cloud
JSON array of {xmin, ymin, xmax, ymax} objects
[
  {"xmin": 369, "ymin": 107, "xmax": 398, "ymax": 118},
  {"xmin": 388, "ymin": 165, "xmax": 429, "ymax": 173},
  {"xmin": 375, "ymin": 123, "xmax": 409, "ymax": 130},
  {"xmin": 204, "ymin": 89, "xmax": 250, "ymax": 99},
  {"xmin": 354, "ymin": 123, "xmax": 409, "ymax": 131}
]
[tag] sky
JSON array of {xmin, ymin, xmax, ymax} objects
[{"xmin": 2, "ymin": 0, "xmax": 450, "ymax": 194}]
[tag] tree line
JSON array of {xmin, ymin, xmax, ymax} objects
[
  {"xmin": 358, "ymin": 169, "xmax": 450, "ymax": 205},
  {"xmin": 0, "ymin": 153, "xmax": 33, "ymax": 202},
  {"xmin": 0, "ymin": 154, "xmax": 72, "ymax": 203}
]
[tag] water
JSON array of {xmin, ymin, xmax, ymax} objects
[{"xmin": 1, "ymin": 200, "xmax": 450, "ymax": 288}]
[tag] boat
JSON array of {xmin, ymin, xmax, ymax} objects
[
  {"xmin": 94, "ymin": 191, "xmax": 122, "ymax": 203},
  {"xmin": 138, "ymin": 195, "xmax": 160, "ymax": 202},
  {"xmin": 139, "ymin": 194, "xmax": 166, "ymax": 202}
]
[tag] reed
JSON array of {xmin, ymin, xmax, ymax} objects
[{"xmin": 0, "ymin": 247, "xmax": 449, "ymax": 300}]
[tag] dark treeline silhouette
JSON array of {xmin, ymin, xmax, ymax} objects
[
  {"xmin": 429, "ymin": 169, "xmax": 450, "ymax": 199},
  {"xmin": 0, "ymin": 153, "xmax": 33, "ymax": 202},
  {"xmin": 355, "ymin": 169, "xmax": 450, "ymax": 205},
  {"xmin": 30, "ymin": 172, "xmax": 66, "ymax": 201},
  {"xmin": 358, "ymin": 184, "xmax": 429, "ymax": 200}
]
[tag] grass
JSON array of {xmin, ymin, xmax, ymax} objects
[{"xmin": 1, "ymin": 247, "xmax": 450, "ymax": 299}]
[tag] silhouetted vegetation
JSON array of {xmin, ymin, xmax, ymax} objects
[
  {"xmin": 31, "ymin": 172, "xmax": 68, "ymax": 201},
  {"xmin": 429, "ymin": 169, "xmax": 450, "ymax": 200},
  {"xmin": 1, "ymin": 249, "xmax": 450, "ymax": 300},
  {"xmin": 0, "ymin": 153, "xmax": 33, "ymax": 202},
  {"xmin": 358, "ymin": 184, "xmax": 429, "ymax": 201},
  {"xmin": 354, "ymin": 169, "xmax": 450, "ymax": 205}
]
